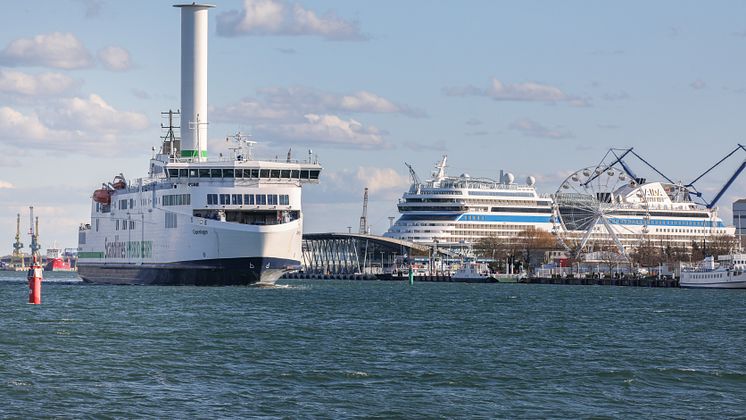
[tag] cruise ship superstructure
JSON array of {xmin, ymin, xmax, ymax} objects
[
  {"xmin": 384, "ymin": 156, "xmax": 553, "ymax": 253},
  {"xmin": 76, "ymin": 4, "xmax": 321, "ymax": 285}
]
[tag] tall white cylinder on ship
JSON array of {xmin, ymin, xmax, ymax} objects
[{"xmin": 174, "ymin": 3, "xmax": 214, "ymax": 161}]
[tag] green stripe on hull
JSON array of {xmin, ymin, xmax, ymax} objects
[
  {"xmin": 180, "ymin": 150, "xmax": 208, "ymax": 158},
  {"xmin": 79, "ymin": 252, "xmax": 104, "ymax": 259}
]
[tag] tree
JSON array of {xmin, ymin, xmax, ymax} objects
[{"xmin": 515, "ymin": 227, "xmax": 560, "ymax": 273}]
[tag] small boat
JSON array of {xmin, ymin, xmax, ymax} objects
[
  {"xmin": 451, "ymin": 262, "xmax": 494, "ymax": 283},
  {"xmin": 680, "ymin": 254, "xmax": 746, "ymax": 289},
  {"xmin": 44, "ymin": 248, "xmax": 75, "ymax": 272},
  {"xmin": 491, "ymin": 273, "xmax": 527, "ymax": 283}
]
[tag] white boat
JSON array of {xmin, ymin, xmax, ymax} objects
[
  {"xmin": 680, "ymin": 254, "xmax": 746, "ymax": 289},
  {"xmin": 76, "ymin": 4, "xmax": 320, "ymax": 286},
  {"xmin": 451, "ymin": 262, "xmax": 493, "ymax": 283}
]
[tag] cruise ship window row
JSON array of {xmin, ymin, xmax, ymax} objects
[
  {"xmin": 114, "ymin": 220, "xmax": 136, "ymax": 231},
  {"xmin": 167, "ymin": 168, "xmax": 320, "ymax": 181},
  {"xmin": 163, "ymin": 194, "xmax": 191, "ymax": 206},
  {"xmin": 206, "ymin": 193, "xmax": 290, "ymax": 206}
]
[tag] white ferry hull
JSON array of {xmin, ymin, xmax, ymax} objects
[{"xmin": 78, "ymin": 216, "xmax": 303, "ymax": 286}]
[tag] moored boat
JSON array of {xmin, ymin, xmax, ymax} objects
[{"xmin": 680, "ymin": 254, "xmax": 746, "ymax": 288}]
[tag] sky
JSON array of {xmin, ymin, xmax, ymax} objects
[{"xmin": 2, "ymin": 0, "xmax": 746, "ymax": 253}]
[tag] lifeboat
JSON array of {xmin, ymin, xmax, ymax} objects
[
  {"xmin": 112, "ymin": 174, "xmax": 127, "ymax": 190},
  {"xmin": 93, "ymin": 188, "xmax": 112, "ymax": 204}
]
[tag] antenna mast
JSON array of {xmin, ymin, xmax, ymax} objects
[{"xmin": 359, "ymin": 187, "xmax": 369, "ymax": 234}]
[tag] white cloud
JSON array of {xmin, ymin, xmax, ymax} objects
[
  {"xmin": 255, "ymin": 113, "xmax": 387, "ymax": 149},
  {"xmin": 0, "ymin": 32, "xmax": 93, "ymax": 69},
  {"xmin": 0, "ymin": 180, "xmax": 15, "ymax": 189},
  {"xmin": 97, "ymin": 46, "xmax": 132, "ymax": 71},
  {"xmin": 213, "ymin": 85, "xmax": 424, "ymax": 123},
  {"xmin": 0, "ymin": 95, "xmax": 149, "ymax": 153},
  {"xmin": 217, "ymin": 0, "xmax": 366, "ymax": 41},
  {"xmin": 508, "ymin": 118, "xmax": 573, "ymax": 139},
  {"xmin": 690, "ymin": 79, "xmax": 707, "ymax": 90},
  {"xmin": 0, "ymin": 69, "xmax": 76, "ymax": 96},
  {"xmin": 444, "ymin": 78, "xmax": 590, "ymax": 106},
  {"xmin": 355, "ymin": 167, "xmax": 409, "ymax": 194}
]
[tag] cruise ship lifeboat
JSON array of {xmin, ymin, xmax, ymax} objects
[
  {"xmin": 112, "ymin": 174, "xmax": 127, "ymax": 190},
  {"xmin": 93, "ymin": 188, "xmax": 112, "ymax": 204}
]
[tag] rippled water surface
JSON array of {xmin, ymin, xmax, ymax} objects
[{"xmin": 1, "ymin": 272, "xmax": 745, "ymax": 418}]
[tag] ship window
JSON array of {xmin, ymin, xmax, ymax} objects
[
  {"xmin": 270, "ymin": 169, "xmax": 280, "ymax": 178},
  {"xmin": 309, "ymin": 170, "xmax": 320, "ymax": 180},
  {"xmin": 232, "ymin": 194, "xmax": 242, "ymax": 205},
  {"xmin": 129, "ymin": 199, "xmax": 134, "ymax": 208},
  {"xmin": 281, "ymin": 170, "xmax": 291, "ymax": 178},
  {"xmin": 189, "ymin": 169, "xmax": 198, "ymax": 178},
  {"xmin": 251, "ymin": 169, "xmax": 260, "ymax": 178},
  {"xmin": 211, "ymin": 169, "xmax": 222, "ymax": 178},
  {"xmin": 301, "ymin": 170, "xmax": 309, "ymax": 179},
  {"xmin": 130, "ymin": 221, "xmax": 135, "ymax": 230},
  {"xmin": 168, "ymin": 168, "xmax": 178, "ymax": 178},
  {"xmin": 199, "ymin": 169, "xmax": 211, "ymax": 178},
  {"xmin": 240, "ymin": 169, "xmax": 250, "ymax": 178},
  {"xmin": 95, "ymin": 219, "xmax": 99, "ymax": 232},
  {"xmin": 207, "ymin": 194, "xmax": 217, "ymax": 205},
  {"xmin": 179, "ymin": 169, "xmax": 188, "ymax": 178},
  {"xmin": 291, "ymin": 170, "xmax": 300, "ymax": 179},
  {"xmin": 268, "ymin": 195, "xmax": 278, "ymax": 205},
  {"xmin": 115, "ymin": 220, "xmax": 120, "ymax": 230},
  {"xmin": 245, "ymin": 194, "xmax": 254, "ymax": 205},
  {"xmin": 279, "ymin": 194, "xmax": 289, "ymax": 205},
  {"xmin": 223, "ymin": 169, "xmax": 234, "ymax": 178},
  {"xmin": 256, "ymin": 194, "xmax": 267, "ymax": 205},
  {"xmin": 219, "ymin": 194, "xmax": 230, "ymax": 205},
  {"xmin": 165, "ymin": 212, "xmax": 177, "ymax": 229},
  {"xmin": 260, "ymin": 169, "xmax": 270, "ymax": 178}
]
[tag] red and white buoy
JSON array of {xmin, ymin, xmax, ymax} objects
[
  {"xmin": 27, "ymin": 258, "xmax": 42, "ymax": 305},
  {"xmin": 27, "ymin": 206, "xmax": 43, "ymax": 305}
]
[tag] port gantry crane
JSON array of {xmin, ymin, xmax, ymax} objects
[
  {"xmin": 11, "ymin": 213, "xmax": 24, "ymax": 269},
  {"xmin": 359, "ymin": 187, "xmax": 369, "ymax": 234}
]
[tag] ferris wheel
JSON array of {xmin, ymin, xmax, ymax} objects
[{"xmin": 552, "ymin": 165, "xmax": 649, "ymax": 261}]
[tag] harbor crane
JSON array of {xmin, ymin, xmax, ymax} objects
[
  {"xmin": 685, "ymin": 144, "xmax": 746, "ymax": 208},
  {"xmin": 359, "ymin": 187, "xmax": 369, "ymax": 234},
  {"xmin": 11, "ymin": 213, "xmax": 24, "ymax": 269}
]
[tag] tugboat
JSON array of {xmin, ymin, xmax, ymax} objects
[{"xmin": 76, "ymin": 4, "xmax": 321, "ymax": 285}]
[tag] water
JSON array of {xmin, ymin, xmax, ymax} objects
[{"xmin": 1, "ymin": 272, "xmax": 745, "ymax": 418}]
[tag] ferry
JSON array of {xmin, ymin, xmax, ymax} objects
[
  {"xmin": 384, "ymin": 156, "xmax": 553, "ymax": 254},
  {"xmin": 76, "ymin": 4, "xmax": 321, "ymax": 285},
  {"xmin": 680, "ymin": 255, "xmax": 746, "ymax": 288}
]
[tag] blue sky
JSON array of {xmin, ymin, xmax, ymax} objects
[{"xmin": 1, "ymin": 0, "xmax": 746, "ymax": 252}]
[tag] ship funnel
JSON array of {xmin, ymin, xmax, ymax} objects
[{"xmin": 174, "ymin": 3, "xmax": 215, "ymax": 161}]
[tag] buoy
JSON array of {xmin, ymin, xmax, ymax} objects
[
  {"xmin": 27, "ymin": 259, "xmax": 42, "ymax": 304},
  {"xmin": 408, "ymin": 266, "xmax": 414, "ymax": 286}
]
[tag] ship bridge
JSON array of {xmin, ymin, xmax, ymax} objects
[{"xmin": 302, "ymin": 233, "xmax": 459, "ymax": 275}]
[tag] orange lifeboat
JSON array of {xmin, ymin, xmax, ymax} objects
[{"xmin": 93, "ymin": 188, "xmax": 112, "ymax": 204}]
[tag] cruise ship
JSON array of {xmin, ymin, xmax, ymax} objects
[
  {"xmin": 76, "ymin": 4, "xmax": 321, "ymax": 285},
  {"xmin": 553, "ymin": 165, "xmax": 735, "ymax": 257},
  {"xmin": 384, "ymin": 156, "xmax": 553, "ymax": 253}
]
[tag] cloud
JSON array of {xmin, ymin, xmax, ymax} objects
[
  {"xmin": 0, "ymin": 94, "xmax": 149, "ymax": 153},
  {"xmin": 74, "ymin": 0, "xmax": 104, "ymax": 18},
  {"xmin": 444, "ymin": 78, "xmax": 590, "ymax": 107},
  {"xmin": 403, "ymin": 140, "xmax": 447, "ymax": 152},
  {"xmin": 690, "ymin": 79, "xmax": 707, "ymax": 90},
  {"xmin": 97, "ymin": 46, "xmax": 132, "ymax": 71},
  {"xmin": 214, "ymin": 85, "xmax": 425, "ymax": 122},
  {"xmin": 602, "ymin": 91, "xmax": 630, "ymax": 101},
  {"xmin": 255, "ymin": 113, "xmax": 388, "ymax": 149},
  {"xmin": 0, "ymin": 180, "xmax": 15, "ymax": 189},
  {"xmin": 217, "ymin": 0, "xmax": 366, "ymax": 41},
  {"xmin": 0, "ymin": 32, "xmax": 93, "ymax": 69},
  {"xmin": 0, "ymin": 69, "xmax": 77, "ymax": 96},
  {"xmin": 508, "ymin": 118, "xmax": 573, "ymax": 139},
  {"xmin": 131, "ymin": 88, "xmax": 151, "ymax": 99},
  {"xmin": 465, "ymin": 118, "xmax": 482, "ymax": 126},
  {"xmin": 355, "ymin": 167, "xmax": 410, "ymax": 194}
]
